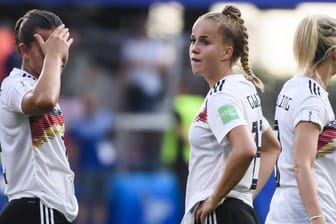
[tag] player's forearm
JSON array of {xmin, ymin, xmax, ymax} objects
[
  {"xmin": 294, "ymin": 163, "xmax": 323, "ymax": 220},
  {"xmin": 211, "ymin": 149, "xmax": 254, "ymax": 204},
  {"xmin": 34, "ymin": 54, "xmax": 63, "ymax": 108},
  {"xmin": 253, "ymin": 149, "xmax": 278, "ymax": 198}
]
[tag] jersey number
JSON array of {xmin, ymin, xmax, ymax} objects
[
  {"xmin": 250, "ymin": 120, "xmax": 262, "ymax": 190},
  {"xmin": 274, "ymin": 120, "xmax": 281, "ymax": 186}
]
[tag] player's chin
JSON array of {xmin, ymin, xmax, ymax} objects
[{"xmin": 191, "ymin": 68, "xmax": 203, "ymax": 76}]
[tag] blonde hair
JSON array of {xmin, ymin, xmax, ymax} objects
[
  {"xmin": 200, "ymin": 5, "xmax": 264, "ymax": 91},
  {"xmin": 293, "ymin": 15, "xmax": 336, "ymax": 81}
]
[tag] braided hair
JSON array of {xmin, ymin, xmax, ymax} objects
[{"xmin": 200, "ymin": 5, "xmax": 264, "ymax": 91}]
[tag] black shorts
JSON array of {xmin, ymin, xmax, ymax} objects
[
  {"xmin": 0, "ymin": 198, "xmax": 71, "ymax": 224},
  {"xmin": 197, "ymin": 197, "xmax": 260, "ymax": 224}
]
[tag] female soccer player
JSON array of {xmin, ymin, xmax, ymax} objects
[
  {"xmin": 0, "ymin": 9, "xmax": 78, "ymax": 224},
  {"xmin": 266, "ymin": 14, "xmax": 336, "ymax": 224},
  {"xmin": 181, "ymin": 5, "xmax": 280, "ymax": 224}
]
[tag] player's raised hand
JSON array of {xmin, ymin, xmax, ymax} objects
[{"xmin": 34, "ymin": 24, "xmax": 73, "ymax": 67}]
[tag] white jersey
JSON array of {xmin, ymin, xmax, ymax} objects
[
  {"xmin": 266, "ymin": 76, "xmax": 336, "ymax": 224},
  {"xmin": 0, "ymin": 68, "xmax": 78, "ymax": 222},
  {"xmin": 182, "ymin": 74, "xmax": 268, "ymax": 223}
]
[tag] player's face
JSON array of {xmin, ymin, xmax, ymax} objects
[
  {"xmin": 22, "ymin": 28, "xmax": 54, "ymax": 77},
  {"xmin": 189, "ymin": 18, "xmax": 227, "ymax": 79}
]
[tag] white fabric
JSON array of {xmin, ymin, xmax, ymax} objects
[
  {"xmin": 182, "ymin": 74, "xmax": 268, "ymax": 223},
  {"xmin": 266, "ymin": 76, "xmax": 336, "ymax": 224},
  {"xmin": 0, "ymin": 68, "xmax": 78, "ymax": 222}
]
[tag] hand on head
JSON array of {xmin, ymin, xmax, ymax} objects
[{"xmin": 34, "ymin": 24, "xmax": 73, "ymax": 67}]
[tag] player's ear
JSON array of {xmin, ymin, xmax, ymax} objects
[
  {"xmin": 332, "ymin": 47, "xmax": 336, "ymax": 60},
  {"xmin": 220, "ymin": 45, "xmax": 233, "ymax": 62},
  {"xmin": 18, "ymin": 43, "xmax": 28, "ymax": 59}
]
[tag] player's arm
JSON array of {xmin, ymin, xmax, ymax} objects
[
  {"xmin": 294, "ymin": 121, "xmax": 325, "ymax": 224},
  {"xmin": 196, "ymin": 125, "xmax": 256, "ymax": 224},
  {"xmin": 21, "ymin": 25, "xmax": 72, "ymax": 115}
]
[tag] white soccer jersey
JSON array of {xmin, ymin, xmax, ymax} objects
[
  {"xmin": 266, "ymin": 76, "xmax": 336, "ymax": 224},
  {"xmin": 0, "ymin": 68, "xmax": 78, "ymax": 222},
  {"xmin": 182, "ymin": 74, "xmax": 268, "ymax": 223}
]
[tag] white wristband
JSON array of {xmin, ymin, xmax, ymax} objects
[{"xmin": 309, "ymin": 215, "xmax": 324, "ymax": 222}]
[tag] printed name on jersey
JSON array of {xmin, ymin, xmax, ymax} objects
[
  {"xmin": 246, "ymin": 93, "xmax": 261, "ymax": 109},
  {"xmin": 218, "ymin": 104, "xmax": 239, "ymax": 124},
  {"xmin": 276, "ymin": 94, "xmax": 292, "ymax": 111},
  {"xmin": 29, "ymin": 108, "xmax": 65, "ymax": 150}
]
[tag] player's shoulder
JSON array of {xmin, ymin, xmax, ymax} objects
[
  {"xmin": 285, "ymin": 76, "xmax": 324, "ymax": 98},
  {"xmin": 209, "ymin": 74, "xmax": 254, "ymax": 96},
  {"xmin": 1, "ymin": 69, "xmax": 36, "ymax": 99},
  {"xmin": 3, "ymin": 68, "xmax": 35, "ymax": 84},
  {"xmin": 209, "ymin": 79, "xmax": 226, "ymax": 96}
]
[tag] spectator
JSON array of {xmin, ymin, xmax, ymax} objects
[
  {"xmin": 69, "ymin": 91, "xmax": 117, "ymax": 224},
  {"xmin": 119, "ymin": 15, "xmax": 172, "ymax": 113}
]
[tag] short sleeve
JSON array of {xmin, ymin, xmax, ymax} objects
[
  {"xmin": 207, "ymin": 93, "xmax": 247, "ymax": 144},
  {"xmin": 293, "ymin": 96, "xmax": 326, "ymax": 132},
  {"xmin": 3, "ymin": 79, "xmax": 34, "ymax": 113}
]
